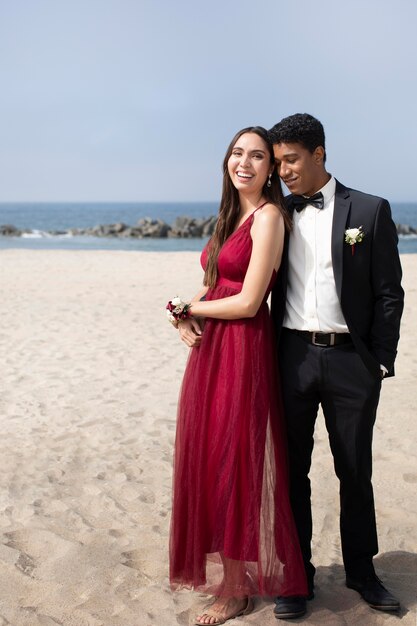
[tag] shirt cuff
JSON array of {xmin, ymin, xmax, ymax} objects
[{"xmin": 380, "ymin": 364, "xmax": 388, "ymax": 377}]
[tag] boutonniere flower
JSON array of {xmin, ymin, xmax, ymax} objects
[{"xmin": 345, "ymin": 226, "xmax": 365, "ymax": 256}]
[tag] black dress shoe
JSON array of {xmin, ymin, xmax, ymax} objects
[
  {"xmin": 273, "ymin": 591, "xmax": 313, "ymax": 620},
  {"xmin": 274, "ymin": 596, "xmax": 306, "ymax": 620},
  {"xmin": 346, "ymin": 574, "xmax": 400, "ymax": 612}
]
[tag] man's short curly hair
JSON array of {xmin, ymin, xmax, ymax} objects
[{"xmin": 269, "ymin": 113, "xmax": 326, "ymax": 162}]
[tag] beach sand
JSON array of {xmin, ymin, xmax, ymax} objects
[{"xmin": 0, "ymin": 249, "xmax": 415, "ymax": 626}]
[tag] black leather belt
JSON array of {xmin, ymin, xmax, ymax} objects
[{"xmin": 287, "ymin": 329, "xmax": 352, "ymax": 347}]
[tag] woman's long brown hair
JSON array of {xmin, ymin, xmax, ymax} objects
[{"xmin": 204, "ymin": 126, "xmax": 291, "ymax": 288}]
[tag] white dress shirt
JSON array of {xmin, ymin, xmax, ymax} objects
[{"xmin": 283, "ymin": 176, "xmax": 349, "ymax": 333}]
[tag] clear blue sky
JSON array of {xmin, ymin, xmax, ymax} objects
[{"xmin": 0, "ymin": 0, "xmax": 416, "ymax": 201}]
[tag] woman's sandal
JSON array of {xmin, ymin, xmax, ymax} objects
[{"xmin": 194, "ymin": 597, "xmax": 254, "ymax": 625}]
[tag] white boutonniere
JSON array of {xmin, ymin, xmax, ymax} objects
[{"xmin": 345, "ymin": 226, "xmax": 365, "ymax": 256}]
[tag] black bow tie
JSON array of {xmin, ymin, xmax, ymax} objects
[{"xmin": 292, "ymin": 191, "xmax": 324, "ymax": 212}]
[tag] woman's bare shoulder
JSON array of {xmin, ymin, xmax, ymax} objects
[{"xmin": 253, "ymin": 203, "xmax": 284, "ymax": 227}]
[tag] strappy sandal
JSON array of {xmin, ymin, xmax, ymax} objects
[{"xmin": 194, "ymin": 597, "xmax": 254, "ymax": 625}]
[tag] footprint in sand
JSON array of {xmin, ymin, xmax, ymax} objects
[
  {"xmin": 139, "ymin": 489, "xmax": 155, "ymax": 504},
  {"xmin": 16, "ymin": 552, "xmax": 36, "ymax": 577}
]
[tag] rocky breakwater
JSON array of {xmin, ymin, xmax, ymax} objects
[
  {"xmin": 396, "ymin": 223, "xmax": 417, "ymax": 236},
  {"xmin": 0, "ymin": 218, "xmax": 415, "ymax": 239},
  {"xmin": 0, "ymin": 216, "xmax": 218, "ymax": 239}
]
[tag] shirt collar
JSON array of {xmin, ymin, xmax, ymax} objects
[{"xmin": 317, "ymin": 175, "xmax": 336, "ymax": 206}]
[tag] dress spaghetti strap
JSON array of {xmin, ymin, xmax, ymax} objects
[{"xmin": 254, "ymin": 201, "xmax": 268, "ymax": 212}]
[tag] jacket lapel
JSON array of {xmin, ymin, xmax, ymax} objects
[{"xmin": 332, "ymin": 180, "xmax": 351, "ymax": 302}]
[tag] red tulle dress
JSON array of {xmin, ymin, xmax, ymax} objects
[{"xmin": 169, "ymin": 206, "xmax": 308, "ymax": 598}]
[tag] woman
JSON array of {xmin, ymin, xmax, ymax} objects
[{"xmin": 167, "ymin": 127, "xmax": 307, "ymax": 625}]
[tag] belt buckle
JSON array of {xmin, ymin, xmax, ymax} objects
[{"xmin": 312, "ymin": 332, "xmax": 328, "ymax": 347}]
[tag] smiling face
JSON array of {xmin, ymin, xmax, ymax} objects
[
  {"xmin": 227, "ymin": 132, "xmax": 272, "ymax": 195},
  {"xmin": 273, "ymin": 141, "xmax": 328, "ymax": 197}
]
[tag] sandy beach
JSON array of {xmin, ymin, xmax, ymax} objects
[{"xmin": 0, "ymin": 249, "xmax": 415, "ymax": 626}]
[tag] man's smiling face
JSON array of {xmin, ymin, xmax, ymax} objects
[{"xmin": 273, "ymin": 142, "xmax": 326, "ymax": 197}]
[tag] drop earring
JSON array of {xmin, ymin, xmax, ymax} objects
[{"xmin": 267, "ymin": 173, "xmax": 272, "ymax": 188}]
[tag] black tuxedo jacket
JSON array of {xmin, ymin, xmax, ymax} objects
[{"xmin": 271, "ymin": 180, "xmax": 404, "ymax": 377}]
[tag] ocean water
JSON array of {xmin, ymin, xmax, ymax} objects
[{"xmin": 0, "ymin": 201, "xmax": 416, "ymax": 253}]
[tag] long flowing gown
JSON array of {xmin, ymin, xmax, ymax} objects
[{"xmin": 169, "ymin": 206, "xmax": 308, "ymax": 598}]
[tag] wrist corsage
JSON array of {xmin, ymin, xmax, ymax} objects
[
  {"xmin": 166, "ymin": 297, "xmax": 192, "ymax": 327},
  {"xmin": 345, "ymin": 226, "xmax": 365, "ymax": 256}
]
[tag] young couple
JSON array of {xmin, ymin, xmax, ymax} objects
[{"xmin": 166, "ymin": 113, "xmax": 404, "ymax": 624}]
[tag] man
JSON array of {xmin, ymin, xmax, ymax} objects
[{"xmin": 269, "ymin": 113, "xmax": 404, "ymax": 619}]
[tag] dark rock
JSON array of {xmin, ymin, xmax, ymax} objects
[
  {"xmin": 113, "ymin": 222, "xmax": 128, "ymax": 233},
  {"xmin": 137, "ymin": 217, "xmax": 153, "ymax": 227},
  {"xmin": 171, "ymin": 216, "xmax": 191, "ymax": 230},
  {"xmin": 0, "ymin": 224, "xmax": 22, "ymax": 236},
  {"xmin": 119, "ymin": 227, "xmax": 143, "ymax": 238},
  {"xmin": 202, "ymin": 216, "xmax": 217, "ymax": 236},
  {"xmin": 118, "ymin": 227, "xmax": 134, "ymax": 238},
  {"xmin": 170, "ymin": 216, "xmax": 205, "ymax": 238},
  {"xmin": 92, "ymin": 224, "xmax": 118, "ymax": 237},
  {"xmin": 136, "ymin": 218, "xmax": 171, "ymax": 237},
  {"xmin": 188, "ymin": 222, "xmax": 204, "ymax": 237},
  {"xmin": 396, "ymin": 223, "xmax": 417, "ymax": 235}
]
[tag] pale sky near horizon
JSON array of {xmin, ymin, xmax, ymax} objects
[{"xmin": 0, "ymin": 0, "xmax": 416, "ymax": 202}]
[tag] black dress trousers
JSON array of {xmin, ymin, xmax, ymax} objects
[{"xmin": 279, "ymin": 329, "xmax": 382, "ymax": 584}]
